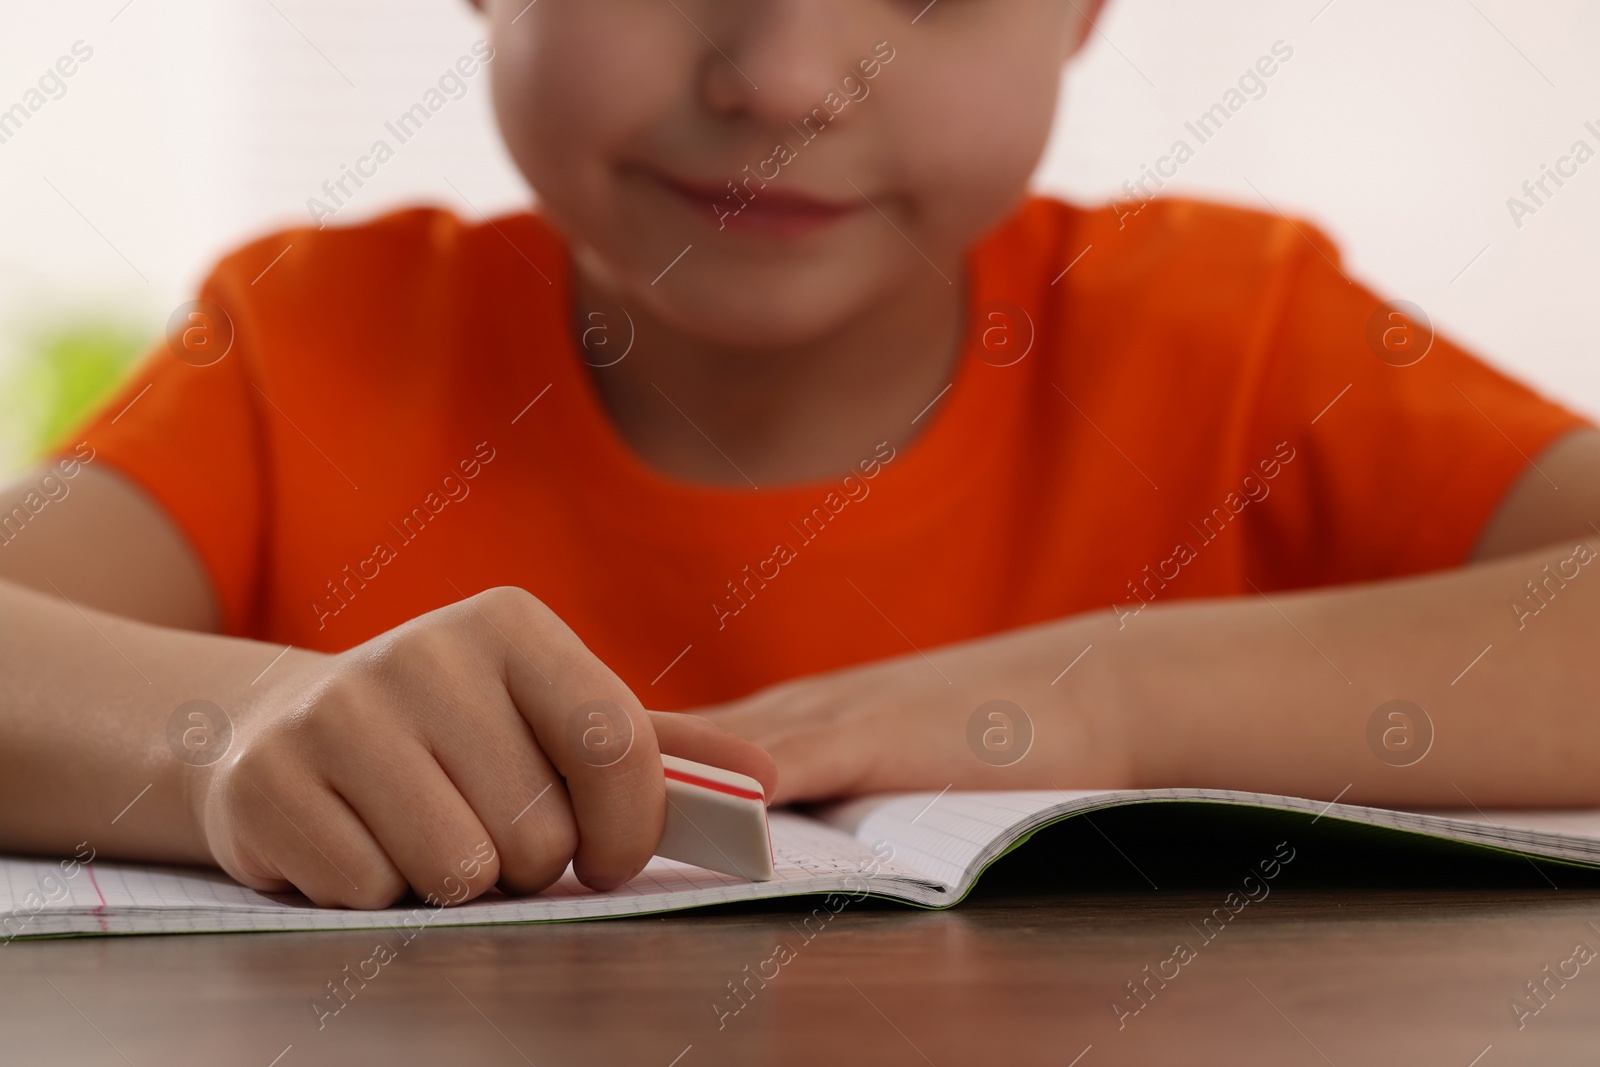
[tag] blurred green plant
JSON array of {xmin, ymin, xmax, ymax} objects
[{"xmin": 2, "ymin": 317, "xmax": 149, "ymax": 463}]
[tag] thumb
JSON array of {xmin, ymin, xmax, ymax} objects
[{"xmin": 647, "ymin": 711, "xmax": 779, "ymax": 804}]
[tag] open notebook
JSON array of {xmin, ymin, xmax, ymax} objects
[{"xmin": 6, "ymin": 788, "xmax": 1600, "ymax": 938}]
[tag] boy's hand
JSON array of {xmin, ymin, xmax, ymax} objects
[
  {"xmin": 692, "ymin": 620, "xmax": 1133, "ymax": 806},
  {"xmin": 189, "ymin": 587, "xmax": 775, "ymax": 909}
]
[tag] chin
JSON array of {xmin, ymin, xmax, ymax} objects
[
  {"xmin": 585, "ymin": 231, "xmax": 910, "ymax": 352},
  {"xmin": 641, "ymin": 272, "xmax": 867, "ymax": 350}
]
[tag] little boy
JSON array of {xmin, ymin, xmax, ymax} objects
[{"xmin": 1, "ymin": 0, "xmax": 1597, "ymax": 910}]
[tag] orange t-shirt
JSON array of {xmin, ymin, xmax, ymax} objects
[{"xmin": 64, "ymin": 196, "xmax": 1592, "ymax": 707}]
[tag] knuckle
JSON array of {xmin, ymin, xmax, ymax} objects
[
  {"xmin": 420, "ymin": 838, "xmax": 502, "ymax": 906},
  {"xmin": 331, "ymin": 867, "xmax": 409, "ymax": 911},
  {"xmin": 576, "ymin": 844, "xmax": 650, "ymax": 892},
  {"xmin": 474, "ymin": 585, "xmax": 536, "ymax": 620},
  {"xmin": 473, "ymin": 585, "xmax": 558, "ymax": 635},
  {"xmin": 298, "ymin": 678, "xmax": 381, "ymax": 749},
  {"xmin": 571, "ymin": 803, "xmax": 663, "ymax": 891},
  {"xmin": 226, "ymin": 787, "xmax": 409, "ymax": 911},
  {"xmin": 383, "ymin": 626, "xmax": 462, "ymax": 680},
  {"xmin": 219, "ymin": 727, "xmax": 296, "ymax": 801},
  {"xmin": 502, "ymin": 817, "xmax": 579, "ymax": 895}
]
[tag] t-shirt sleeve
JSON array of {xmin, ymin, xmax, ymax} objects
[
  {"xmin": 1238, "ymin": 223, "xmax": 1596, "ymax": 590},
  {"xmin": 48, "ymin": 262, "xmax": 268, "ymax": 635}
]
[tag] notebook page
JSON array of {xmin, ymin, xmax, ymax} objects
[
  {"xmin": 1409, "ymin": 808, "xmax": 1600, "ymax": 838},
  {"xmin": 821, "ymin": 791, "xmax": 1069, "ymax": 888},
  {"xmin": 0, "ymin": 812, "xmax": 938, "ymax": 938},
  {"xmin": 819, "ymin": 789, "xmax": 1600, "ymax": 891}
]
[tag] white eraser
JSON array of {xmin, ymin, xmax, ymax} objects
[{"xmin": 655, "ymin": 754, "xmax": 774, "ymax": 882}]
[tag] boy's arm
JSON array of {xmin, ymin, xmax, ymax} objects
[
  {"xmin": 0, "ymin": 574, "xmax": 277, "ymax": 864},
  {"xmin": 0, "ymin": 462, "xmax": 776, "ymax": 903},
  {"xmin": 0, "ymin": 465, "xmax": 219, "ymax": 632},
  {"xmin": 1470, "ymin": 429, "xmax": 1600, "ymax": 563},
  {"xmin": 699, "ymin": 429, "xmax": 1600, "ymax": 808},
  {"xmin": 0, "ymin": 463, "xmax": 273, "ymax": 862}
]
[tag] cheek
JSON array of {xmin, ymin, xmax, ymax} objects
[
  {"xmin": 490, "ymin": 7, "xmax": 683, "ymax": 217},
  {"xmin": 888, "ymin": 46, "xmax": 1063, "ymax": 237}
]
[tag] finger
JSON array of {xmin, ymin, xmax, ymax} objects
[
  {"xmin": 691, "ymin": 684, "xmax": 823, "ymax": 749},
  {"xmin": 233, "ymin": 777, "xmax": 408, "ymax": 910},
  {"xmin": 467, "ymin": 588, "xmax": 664, "ymax": 892},
  {"xmin": 696, "ymin": 704, "xmax": 869, "ymax": 806},
  {"xmin": 425, "ymin": 681, "xmax": 581, "ymax": 895},
  {"xmin": 650, "ymin": 710, "xmax": 778, "ymax": 801},
  {"xmin": 538, "ymin": 695, "xmax": 663, "ymax": 892},
  {"xmin": 753, "ymin": 729, "xmax": 868, "ymax": 805},
  {"xmin": 334, "ymin": 740, "xmax": 502, "ymax": 907}
]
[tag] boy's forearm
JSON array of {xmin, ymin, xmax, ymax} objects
[
  {"xmin": 1098, "ymin": 538, "xmax": 1600, "ymax": 807},
  {"xmin": 0, "ymin": 578, "xmax": 309, "ymax": 865}
]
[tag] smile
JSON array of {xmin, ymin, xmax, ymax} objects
[{"xmin": 650, "ymin": 170, "xmax": 865, "ymax": 239}]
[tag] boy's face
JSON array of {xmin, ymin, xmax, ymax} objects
[{"xmin": 473, "ymin": 0, "xmax": 1101, "ymax": 347}]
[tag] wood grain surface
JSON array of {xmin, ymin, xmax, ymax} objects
[{"xmin": 5, "ymin": 880, "xmax": 1600, "ymax": 1066}]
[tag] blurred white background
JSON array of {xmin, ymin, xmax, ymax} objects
[{"xmin": 1, "ymin": 0, "xmax": 1596, "ymax": 471}]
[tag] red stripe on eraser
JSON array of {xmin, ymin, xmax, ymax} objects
[{"xmin": 663, "ymin": 766, "xmax": 764, "ymax": 802}]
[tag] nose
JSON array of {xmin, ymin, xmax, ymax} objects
[{"xmin": 695, "ymin": 0, "xmax": 872, "ymax": 130}]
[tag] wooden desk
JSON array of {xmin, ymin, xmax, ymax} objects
[{"xmin": 4, "ymin": 882, "xmax": 1600, "ymax": 1066}]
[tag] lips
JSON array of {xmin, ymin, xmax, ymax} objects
[{"xmin": 650, "ymin": 170, "xmax": 864, "ymax": 237}]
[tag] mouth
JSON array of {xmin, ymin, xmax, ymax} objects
[{"xmin": 648, "ymin": 169, "xmax": 866, "ymax": 238}]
